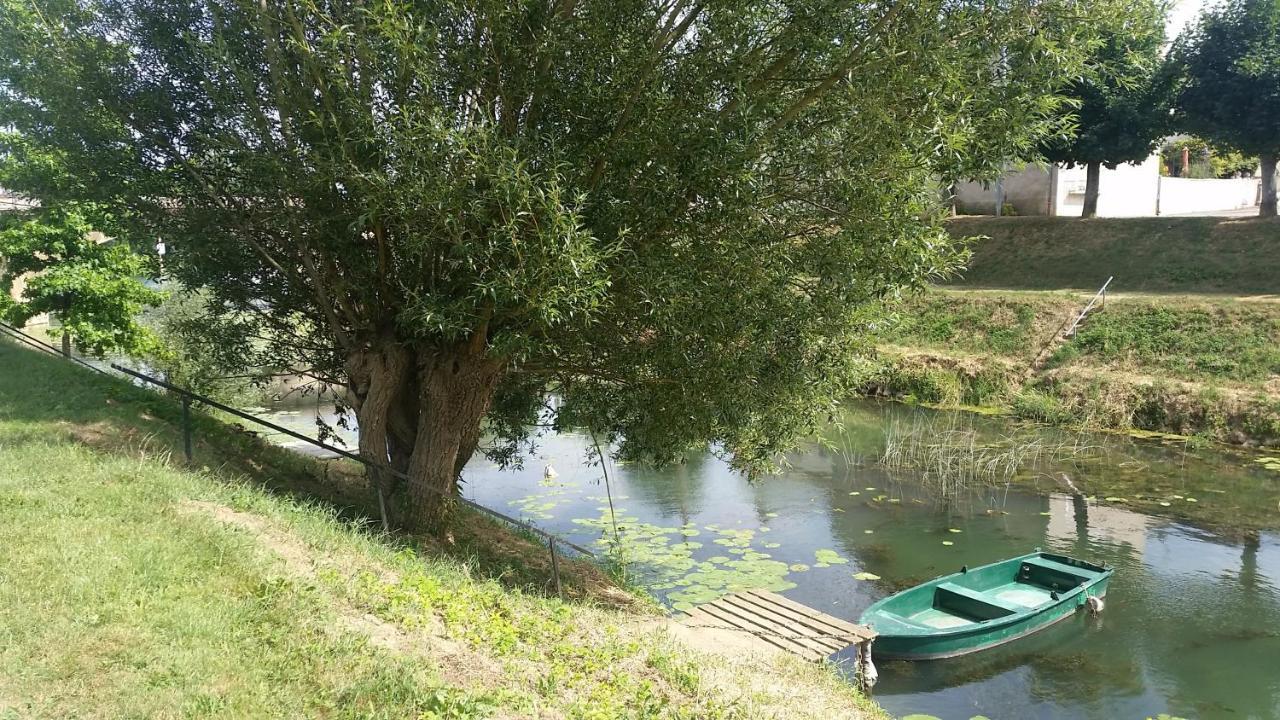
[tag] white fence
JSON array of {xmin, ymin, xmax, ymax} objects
[{"xmin": 1159, "ymin": 177, "xmax": 1259, "ymax": 215}]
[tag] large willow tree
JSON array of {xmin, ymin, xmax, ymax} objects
[{"xmin": 1, "ymin": 0, "xmax": 1130, "ymax": 529}]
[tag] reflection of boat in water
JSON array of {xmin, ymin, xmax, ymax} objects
[{"xmin": 860, "ymin": 551, "xmax": 1112, "ymax": 660}]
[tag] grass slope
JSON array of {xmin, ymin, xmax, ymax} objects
[
  {"xmin": 0, "ymin": 339, "xmax": 881, "ymax": 720},
  {"xmin": 871, "ymin": 290, "xmax": 1280, "ymax": 446},
  {"xmin": 947, "ymin": 216, "xmax": 1280, "ymax": 294}
]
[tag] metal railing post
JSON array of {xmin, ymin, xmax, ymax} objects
[
  {"xmin": 375, "ymin": 480, "xmax": 390, "ymax": 534},
  {"xmin": 549, "ymin": 536, "xmax": 563, "ymax": 599},
  {"xmin": 181, "ymin": 396, "xmax": 193, "ymax": 465}
]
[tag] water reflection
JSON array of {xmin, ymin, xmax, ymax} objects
[{"xmin": 254, "ymin": 396, "xmax": 1280, "ymax": 719}]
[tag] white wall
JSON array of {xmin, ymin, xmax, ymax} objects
[
  {"xmin": 1053, "ymin": 156, "xmax": 1161, "ymax": 217},
  {"xmin": 1157, "ymin": 177, "xmax": 1259, "ymax": 215}
]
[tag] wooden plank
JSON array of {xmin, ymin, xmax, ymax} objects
[
  {"xmin": 729, "ymin": 593, "xmax": 857, "ymax": 650},
  {"xmin": 709, "ymin": 595, "xmax": 840, "ymax": 657},
  {"xmin": 682, "ymin": 605, "xmax": 732, "ymax": 628},
  {"xmin": 746, "ymin": 590, "xmax": 867, "ymax": 634},
  {"xmin": 717, "ymin": 594, "xmax": 848, "ymax": 654},
  {"xmin": 745, "ymin": 590, "xmax": 876, "ymax": 641},
  {"xmin": 738, "ymin": 590, "xmax": 864, "ymax": 640},
  {"xmin": 694, "ymin": 601, "xmax": 823, "ymax": 659}
]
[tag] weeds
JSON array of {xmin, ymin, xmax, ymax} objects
[{"xmin": 879, "ymin": 415, "xmax": 1099, "ymax": 495}]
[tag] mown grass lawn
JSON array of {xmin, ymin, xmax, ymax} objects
[
  {"xmin": 0, "ymin": 338, "xmax": 881, "ymax": 720},
  {"xmin": 947, "ymin": 216, "xmax": 1280, "ymax": 294}
]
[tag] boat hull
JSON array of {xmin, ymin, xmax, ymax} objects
[
  {"xmin": 873, "ymin": 580, "xmax": 1109, "ymax": 660},
  {"xmin": 860, "ymin": 552, "xmax": 1112, "ymax": 661}
]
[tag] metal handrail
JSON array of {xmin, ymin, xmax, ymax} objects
[
  {"xmin": 1064, "ymin": 276, "xmax": 1113, "ymax": 338},
  {"xmin": 108, "ymin": 363, "xmax": 595, "ymax": 557},
  {"xmin": 0, "ymin": 320, "xmax": 594, "ymax": 596},
  {"xmin": 1025, "ymin": 276, "xmax": 1113, "ymax": 372}
]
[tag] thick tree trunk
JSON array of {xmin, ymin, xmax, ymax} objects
[
  {"xmin": 60, "ymin": 327, "xmax": 71, "ymax": 357},
  {"xmin": 346, "ymin": 341, "xmax": 413, "ymax": 518},
  {"xmin": 1261, "ymin": 153, "xmax": 1277, "ymax": 218},
  {"xmin": 347, "ymin": 341, "xmax": 503, "ymax": 532},
  {"xmin": 1081, "ymin": 161, "xmax": 1101, "ymax": 218},
  {"xmin": 401, "ymin": 353, "xmax": 504, "ymax": 530}
]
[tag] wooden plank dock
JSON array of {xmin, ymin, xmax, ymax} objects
[{"xmin": 679, "ymin": 589, "xmax": 878, "ymax": 688}]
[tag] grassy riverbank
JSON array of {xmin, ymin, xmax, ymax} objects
[
  {"xmin": 0, "ymin": 339, "xmax": 882, "ymax": 720},
  {"xmin": 868, "ymin": 217, "xmax": 1280, "ymax": 447},
  {"xmin": 946, "ymin": 216, "xmax": 1280, "ymax": 294}
]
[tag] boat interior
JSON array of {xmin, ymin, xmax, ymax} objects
[{"xmin": 910, "ymin": 555, "xmax": 1102, "ymax": 630}]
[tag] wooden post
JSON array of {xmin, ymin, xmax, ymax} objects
[
  {"xmin": 859, "ymin": 639, "xmax": 877, "ymax": 694},
  {"xmin": 549, "ymin": 536, "xmax": 563, "ymax": 599},
  {"xmin": 375, "ymin": 483, "xmax": 390, "ymax": 534},
  {"xmin": 181, "ymin": 396, "xmax": 193, "ymax": 464}
]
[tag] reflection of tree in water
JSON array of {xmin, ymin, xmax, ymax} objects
[{"xmin": 615, "ymin": 453, "xmax": 710, "ymax": 522}]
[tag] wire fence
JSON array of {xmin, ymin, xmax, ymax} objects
[{"xmin": 0, "ymin": 320, "xmax": 594, "ymax": 597}]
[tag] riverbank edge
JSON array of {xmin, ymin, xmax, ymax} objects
[
  {"xmin": 0, "ymin": 337, "xmax": 887, "ymax": 719},
  {"xmin": 862, "ymin": 345, "xmax": 1280, "ymax": 449}
]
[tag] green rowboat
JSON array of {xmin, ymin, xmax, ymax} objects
[{"xmin": 859, "ymin": 551, "xmax": 1112, "ymax": 660}]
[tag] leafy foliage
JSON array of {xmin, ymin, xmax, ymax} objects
[
  {"xmin": 1171, "ymin": 0, "xmax": 1280, "ymax": 158},
  {"xmin": 140, "ymin": 288, "xmax": 271, "ymax": 404},
  {"xmin": 1039, "ymin": 0, "xmax": 1171, "ymax": 169},
  {"xmin": 0, "ymin": 203, "xmax": 161, "ymax": 356},
  {"xmin": 0, "ymin": 0, "xmax": 1148, "ymax": 525},
  {"xmin": 1160, "ymin": 136, "xmax": 1259, "ymax": 178}
]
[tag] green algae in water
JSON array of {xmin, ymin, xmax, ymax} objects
[
  {"xmin": 575, "ymin": 508, "xmax": 799, "ymax": 609},
  {"xmin": 814, "ymin": 549, "xmax": 849, "ymax": 565}
]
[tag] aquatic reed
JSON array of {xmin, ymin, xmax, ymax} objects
[{"xmin": 879, "ymin": 415, "xmax": 1100, "ymax": 494}]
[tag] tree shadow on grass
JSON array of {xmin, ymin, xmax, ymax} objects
[{"xmin": 0, "ymin": 338, "xmax": 637, "ymax": 609}]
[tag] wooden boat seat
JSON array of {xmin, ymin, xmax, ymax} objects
[
  {"xmin": 1019, "ymin": 557, "xmax": 1094, "ymax": 590},
  {"xmin": 935, "ymin": 582, "xmax": 1026, "ymax": 620}
]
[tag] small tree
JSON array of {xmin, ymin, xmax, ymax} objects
[
  {"xmin": 1173, "ymin": 0, "xmax": 1280, "ymax": 217},
  {"xmin": 1040, "ymin": 0, "xmax": 1170, "ymax": 217},
  {"xmin": 0, "ymin": 203, "xmax": 162, "ymax": 357}
]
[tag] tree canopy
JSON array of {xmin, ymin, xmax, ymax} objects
[
  {"xmin": 1039, "ymin": 0, "xmax": 1170, "ymax": 216},
  {"xmin": 0, "ymin": 200, "xmax": 162, "ymax": 357},
  {"xmin": 0, "ymin": 0, "xmax": 1142, "ymax": 528},
  {"xmin": 1172, "ymin": 0, "xmax": 1280, "ymax": 216}
]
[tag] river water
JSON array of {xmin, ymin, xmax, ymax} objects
[{"xmin": 258, "ymin": 398, "xmax": 1280, "ymax": 720}]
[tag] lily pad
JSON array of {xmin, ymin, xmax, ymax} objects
[
  {"xmin": 789, "ymin": 563, "xmax": 810, "ymax": 572},
  {"xmin": 853, "ymin": 572, "xmax": 881, "ymax": 581},
  {"xmin": 948, "ymin": 528, "xmax": 963, "ymax": 534},
  {"xmin": 941, "ymin": 541, "xmax": 954, "ymax": 546},
  {"xmin": 814, "ymin": 549, "xmax": 849, "ymax": 565}
]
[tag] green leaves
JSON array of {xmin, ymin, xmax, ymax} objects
[
  {"xmin": 1039, "ymin": 0, "xmax": 1172, "ymax": 170},
  {"xmin": 0, "ymin": 0, "xmax": 1136, "ymax": 500},
  {"xmin": 0, "ymin": 203, "xmax": 162, "ymax": 358},
  {"xmin": 1170, "ymin": 0, "xmax": 1280, "ymax": 192}
]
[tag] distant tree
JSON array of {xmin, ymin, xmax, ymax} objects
[
  {"xmin": 1160, "ymin": 136, "xmax": 1258, "ymax": 178},
  {"xmin": 0, "ymin": 203, "xmax": 162, "ymax": 357},
  {"xmin": 0, "ymin": 0, "xmax": 1152, "ymax": 530},
  {"xmin": 1040, "ymin": 0, "xmax": 1171, "ymax": 217},
  {"xmin": 1173, "ymin": 0, "xmax": 1280, "ymax": 217}
]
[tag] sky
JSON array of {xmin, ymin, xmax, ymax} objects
[{"xmin": 1167, "ymin": 0, "xmax": 1209, "ymax": 38}]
